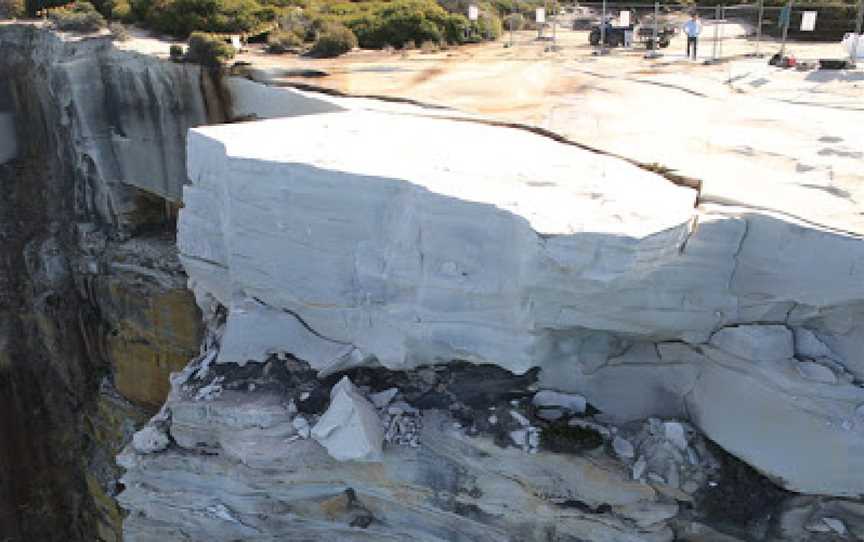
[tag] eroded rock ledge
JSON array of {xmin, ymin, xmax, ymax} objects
[{"xmin": 173, "ymin": 109, "xmax": 864, "ymax": 500}]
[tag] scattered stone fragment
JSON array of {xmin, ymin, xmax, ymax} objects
[
  {"xmin": 369, "ymin": 388, "xmax": 399, "ymax": 409},
  {"xmin": 388, "ymin": 401, "xmax": 418, "ymax": 415},
  {"xmin": 536, "ymin": 408, "xmax": 564, "ymax": 421},
  {"xmin": 663, "ymin": 422, "xmax": 688, "ymax": 451},
  {"xmin": 648, "ymin": 472, "xmax": 665, "ymax": 484},
  {"xmin": 568, "ymin": 418, "xmax": 611, "ymax": 439},
  {"xmin": 822, "ymin": 517, "xmax": 848, "ymax": 536},
  {"xmin": 796, "ymin": 361, "xmax": 838, "ymax": 384},
  {"xmin": 510, "ymin": 410, "xmax": 530, "ymax": 427},
  {"xmin": 632, "ymin": 456, "xmax": 647, "ymax": 480},
  {"xmin": 805, "ymin": 521, "xmax": 832, "ymax": 533},
  {"xmin": 613, "ymin": 436, "xmax": 635, "ymax": 459},
  {"xmin": 531, "ymin": 390, "xmax": 587, "ymax": 414},
  {"xmin": 488, "ymin": 415, "xmax": 498, "ymax": 424},
  {"xmin": 311, "ymin": 376, "xmax": 384, "ymax": 462},
  {"xmin": 292, "ymin": 416, "xmax": 311, "ymax": 439},
  {"xmin": 510, "ymin": 429, "xmax": 528, "ymax": 448},
  {"xmin": 132, "ymin": 425, "xmax": 170, "ymax": 454},
  {"xmin": 528, "ymin": 427, "xmax": 540, "ymax": 450},
  {"xmin": 195, "ymin": 377, "xmax": 225, "ymax": 401}
]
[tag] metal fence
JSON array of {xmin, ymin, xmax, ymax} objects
[{"xmin": 501, "ymin": 0, "xmax": 863, "ymax": 64}]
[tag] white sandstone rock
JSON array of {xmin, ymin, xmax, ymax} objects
[
  {"xmin": 311, "ymin": 377, "xmax": 384, "ymax": 462},
  {"xmin": 709, "ymin": 325, "xmax": 794, "ymax": 362},
  {"xmin": 132, "ymin": 425, "xmax": 170, "ymax": 454},
  {"xmin": 369, "ymin": 388, "xmax": 399, "ymax": 409},
  {"xmin": 663, "ymin": 422, "xmax": 688, "ymax": 451},
  {"xmin": 613, "ymin": 437, "xmax": 635, "ymax": 459},
  {"xmin": 794, "ymin": 328, "xmax": 837, "ymax": 360},
  {"xmin": 292, "ymin": 416, "xmax": 311, "ymax": 439},
  {"xmin": 796, "ymin": 361, "xmax": 838, "ymax": 384},
  {"xmin": 822, "ymin": 517, "xmax": 848, "ymax": 536},
  {"xmin": 532, "ymin": 390, "xmax": 587, "ymax": 414},
  {"xmin": 177, "ymin": 107, "xmax": 864, "ymax": 497},
  {"xmin": 179, "ymin": 111, "xmax": 701, "ymax": 375}
]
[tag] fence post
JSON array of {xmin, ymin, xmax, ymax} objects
[
  {"xmin": 509, "ymin": 0, "xmax": 515, "ymax": 47},
  {"xmin": 852, "ymin": 0, "xmax": 863, "ymax": 64},
  {"xmin": 600, "ymin": 0, "xmax": 608, "ymax": 53},
  {"xmin": 780, "ymin": 0, "xmax": 793, "ymax": 57},
  {"xmin": 711, "ymin": 5, "xmax": 720, "ymax": 62},
  {"xmin": 552, "ymin": 0, "xmax": 558, "ymax": 49},
  {"xmin": 645, "ymin": 0, "xmax": 661, "ymax": 58},
  {"xmin": 719, "ymin": 5, "xmax": 725, "ymax": 60},
  {"xmin": 755, "ymin": 0, "xmax": 764, "ymax": 57}
]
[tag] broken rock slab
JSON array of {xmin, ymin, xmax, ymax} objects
[
  {"xmin": 311, "ymin": 376, "xmax": 384, "ymax": 462},
  {"xmin": 532, "ymin": 390, "xmax": 587, "ymax": 414}
]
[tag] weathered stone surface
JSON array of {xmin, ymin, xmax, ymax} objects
[
  {"xmin": 686, "ymin": 346, "xmax": 864, "ymax": 497},
  {"xmin": 532, "ymin": 390, "xmax": 587, "ymax": 413},
  {"xmin": 177, "ymin": 109, "xmax": 864, "ymax": 497},
  {"xmin": 709, "ymin": 325, "xmax": 794, "ymax": 363},
  {"xmin": 118, "ymin": 359, "xmax": 674, "ymax": 541}
]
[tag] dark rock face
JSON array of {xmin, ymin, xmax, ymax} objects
[{"xmin": 0, "ymin": 26, "xmax": 218, "ymax": 541}]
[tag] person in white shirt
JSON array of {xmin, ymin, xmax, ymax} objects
[{"xmin": 683, "ymin": 14, "xmax": 702, "ymax": 60}]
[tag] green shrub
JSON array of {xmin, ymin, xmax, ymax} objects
[
  {"xmin": 109, "ymin": 21, "xmax": 130, "ymax": 39},
  {"xmin": 135, "ymin": 0, "xmax": 276, "ymax": 37},
  {"xmin": 309, "ymin": 22, "xmax": 356, "ymax": 57},
  {"xmin": 169, "ymin": 43, "xmax": 185, "ymax": 60},
  {"xmin": 50, "ymin": 1, "xmax": 107, "ymax": 31},
  {"xmin": 185, "ymin": 31, "xmax": 236, "ymax": 65},
  {"xmin": 0, "ymin": 0, "xmax": 26, "ymax": 18},
  {"xmin": 503, "ymin": 12, "xmax": 523, "ymax": 31},
  {"xmin": 267, "ymin": 29, "xmax": 304, "ymax": 52}
]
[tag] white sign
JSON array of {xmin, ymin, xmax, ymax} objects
[
  {"xmin": 230, "ymin": 35, "xmax": 242, "ymax": 51},
  {"xmin": 535, "ymin": 7, "xmax": 546, "ymax": 24},
  {"xmin": 468, "ymin": 4, "xmax": 479, "ymax": 21},
  {"xmin": 619, "ymin": 10, "xmax": 630, "ymax": 27},
  {"xmin": 800, "ymin": 11, "xmax": 817, "ymax": 32}
]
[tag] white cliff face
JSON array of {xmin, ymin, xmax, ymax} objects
[
  {"xmin": 177, "ymin": 109, "xmax": 864, "ymax": 497},
  {"xmin": 180, "ymin": 110, "xmax": 700, "ymax": 374}
]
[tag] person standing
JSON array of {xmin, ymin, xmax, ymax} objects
[{"xmin": 683, "ymin": 13, "xmax": 702, "ymax": 60}]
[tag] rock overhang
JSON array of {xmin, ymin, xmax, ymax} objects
[{"xmin": 186, "ymin": 110, "xmax": 698, "ymax": 237}]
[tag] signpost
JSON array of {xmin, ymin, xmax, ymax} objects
[
  {"xmin": 536, "ymin": 7, "xmax": 546, "ymax": 39},
  {"xmin": 800, "ymin": 10, "xmax": 816, "ymax": 32},
  {"xmin": 755, "ymin": 0, "xmax": 764, "ymax": 57}
]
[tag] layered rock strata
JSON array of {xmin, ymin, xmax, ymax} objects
[{"xmin": 178, "ymin": 110, "xmax": 864, "ymax": 497}]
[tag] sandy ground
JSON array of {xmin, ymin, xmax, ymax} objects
[{"xmin": 7, "ymin": 18, "xmax": 863, "ymax": 234}]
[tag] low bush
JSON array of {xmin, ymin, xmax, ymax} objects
[
  {"xmin": 109, "ymin": 21, "xmax": 130, "ymax": 39},
  {"xmin": 309, "ymin": 22, "xmax": 356, "ymax": 57},
  {"xmin": 169, "ymin": 43, "xmax": 185, "ymax": 60},
  {"xmin": 0, "ymin": 0, "xmax": 25, "ymax": 18},
  {"xmin": 503, "ymin": 12, "xmax": 524, "ymax": 31},
  {"xmin": 134, "ymin": 0, "xmax": 277, "ymax": 37},
  {"xmin": 50, "ymin": 1, "xmax": 107, "ymax": 31},
  {"xmin": 267, "ymin": 29, "xmax": 304, "ymax": 52},
  {"xmin": 185, "ymin": 31, "xmax": 236, "ymax": 65}
]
